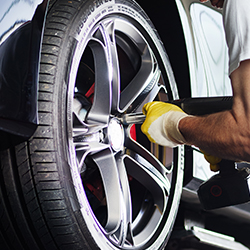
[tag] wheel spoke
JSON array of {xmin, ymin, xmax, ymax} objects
[
  {"xmin": 91, "ymin": 148, "xmax": 122, "ymax": 233},
  {"xmin": 132, "ymin": 80, "xmax": 168, "ymax": 113},
  {"xmin": 111, "ymin": 20, "xmax": 161, "ymax": 112},
  {"xmin": 86, "ymin": 19, "xmax": 123, "ymax": 122},
  {"xmin": 72, "ymin": 107, "xmax": 108, "ymax": 172},
  {"xmin": 109, "ymin": 154, "xmax": 133, "ymax": 246},
  {"xmin": 122, "ymin": 153, "xmax": 170, "ymax": 244},
  {"xmin": 86, "ymin": 29, "xmax": 112, "ymax": 124},
  {"xmin": 124, "ymin": 147, "xmax": 170, "ymax": 208},
  {"xmin": 126, "ymin": 134, "xmax": 172, "ymax": 178},
  {"xmin": 120, "ymin": 61, "xmax": 161, "ymax": 112},
  {"xmin": 103, "ymin": 20, "xmax": 121, "ymax": 114}
]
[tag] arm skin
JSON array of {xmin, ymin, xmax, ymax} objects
[
  {"xmin": 179, "ymin": 60, "xmax": 250, "ymax": 162},
  {"xmin": 200, "ymin": 0, "xmax": 224, "ymax": 8}
]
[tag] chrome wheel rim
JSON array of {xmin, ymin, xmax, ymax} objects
[{"xmin": 67, "ymin": 15, "xmax": 181, "ymax": 249}]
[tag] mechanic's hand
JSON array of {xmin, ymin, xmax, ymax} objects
[
  {"xmin": 200, "ymin": 0, "xmax": 224, "ymax": 8},
  {"xmin": 200, "ymin": 149, "xmax": 221, "ymax": 172},
  {"xmin": 141, "ymin": 101, "xmax": 188, "ymax": 147}
]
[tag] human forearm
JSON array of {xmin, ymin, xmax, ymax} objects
[
  {"xmin": 141, "ymin": 61, "xmax": 250, "ymax": 162},
  {"xmin": 200, "ymin": 0, "xmax": 224, "ymax": 8},
  {"xmin": 182, "ymin": 60, "xmax": 250, "ymax": 162},
  {"xmin": 179, "ymin": 109, "xmax": 250, "ymax": 162}
]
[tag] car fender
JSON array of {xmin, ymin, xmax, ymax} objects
[{"xmin": 0, "ymin": 0, "xmax": 49, "ymax": 149}]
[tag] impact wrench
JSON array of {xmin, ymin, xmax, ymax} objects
[{"xmin": 123, "ymin": 96, "xmax": 250, "ymax": 210}]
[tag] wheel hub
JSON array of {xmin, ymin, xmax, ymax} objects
[{"xmin": 108, "ymin": 118, "xmax": 124, "ymax": 151}]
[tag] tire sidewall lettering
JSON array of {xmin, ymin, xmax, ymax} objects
[{"xmin": 76, "ymin": 0, "xmax": 113, "ymax": 36}]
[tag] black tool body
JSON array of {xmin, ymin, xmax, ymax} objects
[
  {"xmin": 198, "ymin": 160, "xmax": 250, "ymax": 210},
  {"xmin": 171, "ymin": 96, "xmax": 250, "ymax": 209},
  {"xmin": 169, "ymin": 96, "xmax": 233, "ymax": 115}
]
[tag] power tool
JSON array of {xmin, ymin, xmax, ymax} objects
[
  {"xmin": 125, "ymin": 96, "xmax": 250, "ymax": 210},
  {"xmin": 197, "ymin": 159, "xmax": 250, "ymax": 210},
  {"xmin": 170, "ymin": 96, "xmax": 250, "ymax": 210}
]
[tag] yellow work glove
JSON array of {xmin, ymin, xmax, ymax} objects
[
  {"xmin": 141, "ymin": 101, "xmax": 189, "ymax": 147},
  {"xmin": 200, "ymin": 150, "xmax": 221, "ymax": 172}
]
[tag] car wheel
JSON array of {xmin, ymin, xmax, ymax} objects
[{"xmin": 0, "ymin": 0, "xmax": 184, "ymax": 249}]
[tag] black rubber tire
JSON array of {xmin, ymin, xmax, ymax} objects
[{"xmin": 0, "ymin": 0, "xmax": 184, "ymax": 249}]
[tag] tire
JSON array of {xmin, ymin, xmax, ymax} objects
[{"xmin": 0, "ymin": 0, "xmax": 184, "ymax": 249}]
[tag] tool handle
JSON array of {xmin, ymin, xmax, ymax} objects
[
  {"xmin": 122, "ymin": 96, "xmax": 233, "ymax": 124},
  {"xmin": 169, "ymin": 96, "xmax": 233, "ymax": 116}
]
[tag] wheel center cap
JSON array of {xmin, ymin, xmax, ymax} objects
[{"xmin": 108, "ymin": 118, "xmax": 124, "ymax": 151}]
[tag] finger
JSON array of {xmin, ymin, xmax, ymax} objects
[
  {"xmin": 142, "ymin": 102, "xmax": 151, "ymax": 115},
  {"xmin": 210, "ymin": 164, "xmax": 220, "ymax": 172},
  {"xmin": 142, "ymin": 101, "xmax": 160, "ymax": 115},
  {"xmin": 204, "ymin": 154, "xmax": 221, "ymax": 165}
]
